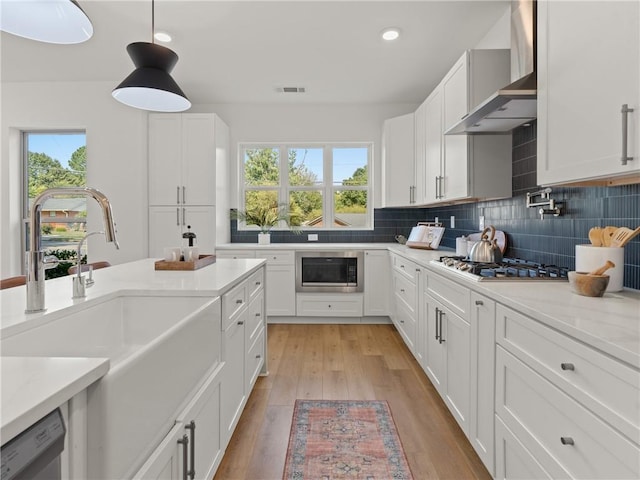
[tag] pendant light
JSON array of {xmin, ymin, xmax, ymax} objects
[
  {"xmin": 0, "ymin": 0, "xmax": 93, "ymax": 44},
  {"xmin": 112, "ymin": 0, "xmax": 190, "ymax": 112}
]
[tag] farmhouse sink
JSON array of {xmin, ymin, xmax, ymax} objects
[{"xmin": 1, "ymin": 293, "xmax": 222, "ymax": 479}]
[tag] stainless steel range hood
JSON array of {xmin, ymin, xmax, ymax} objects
[{"xmin": 446, "ymin": 0, "xmax": 536, "ymax": 135}]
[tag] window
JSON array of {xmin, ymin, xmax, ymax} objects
[
  {"xmin": 23, "ymin": 131, "xmax": 87, "ymax": 256},
  {"xmin": 240, "ymin": 143, "xmax": 372, "ymax": 230}
]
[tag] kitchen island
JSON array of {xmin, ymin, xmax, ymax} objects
[{"xmin": 0, "ymin": 257, "xmax": 266, "ymax": 479}]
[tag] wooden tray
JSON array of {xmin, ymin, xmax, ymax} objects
[{"xmin": 154, "ymin": 254, "xmax": 216, "ymax": 271}]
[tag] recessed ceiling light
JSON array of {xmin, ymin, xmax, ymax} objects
[
  {"xmin": 381, "ymin": 28, "xmax": 400, "ymax": 41},
  {"xmin": 154, "ymin": 31, "xmax": 172, "ymax": 43}
]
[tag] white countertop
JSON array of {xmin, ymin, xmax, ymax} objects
[
  {"xmin": 0, "ymin": 258, "xmax": 265, "ymax": 444},
  {"xmin": 1, "ymin": 257, "xmax": 265, "ymax": 339},
  {"xmin": 1, "ymin": 356, "xmax": 109, "ymax": 443},
  {"xmin": 217, "ymin": 242, "xmax": 397, "ymax": 250},
  {"xmin": 387, "ymin": 245, "xmax": 640, "ymax": 368}
]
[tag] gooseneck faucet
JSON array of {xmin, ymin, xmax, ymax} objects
[{"xmin": 26, "ymin": 187, "xmax": 120, "ymax": 313}]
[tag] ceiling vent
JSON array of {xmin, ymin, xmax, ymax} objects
[{"xmin": 277, "ymin": 87, "xmax": 306, "ymax": 93}]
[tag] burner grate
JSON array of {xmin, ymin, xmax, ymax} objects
[{"xmin": 436, "ymin": 256, "xmax": 569, "ymax": 280}]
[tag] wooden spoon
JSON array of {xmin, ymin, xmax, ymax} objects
[
  {"xmin": 588, "ymin": 227, "xmax": 602, "ymax": 246},
  {"xmin": 588, "ymin": 260, "xmax": 615, "ymax": 276},
  {"xmin": 610, "ymin": 226, "xmax": 640, "ymax": 247},
  {"xmin": 601, "ymin": 226, "xmax": 617, "ymax": 246}
]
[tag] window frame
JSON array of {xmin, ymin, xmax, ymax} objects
[{"xmin": 238, "ymin": 142, "xmax": 373, "ymax": 231}]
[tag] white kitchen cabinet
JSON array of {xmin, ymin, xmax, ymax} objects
[
  {"xmin": 424, "ymin": 50, "xmax": 511, "ymax": 204},
  {"xmin": 148, "ymin": 113, "xmax": 230, "ymax": 256},
  {"xmin": 363, "ymin": 250, "xmax": 390, "ymax": 316},
  {"xmin": 254, "ymin": 250, "xmax": 295, "ymax": 316},
  {"xmin": 390, "ymin": 253, "xmax": 420, "ymax": 354},
  {"xmin": 381, "ymin": 113, "xmax": 416, "ymax": 206},
  {"xmin": 537, "ymin": 0, "xmax": 640, "ymax": 186},
  {"xmin": 148, "ymin": 206, "xmax": 216, "ymax": 258},
  {"xmin": 469, "ymin": 292, "xmax": 496, "ymax": 475},
  {"xmin": 422, "ymin": 271, "xmax": 471, "ymax": 434},
  {"xmin": 414, "ymin": 100, "xmax": 428, "ymax": 204},
  {"xmin": 133, "ymin": 422, "xmax": 185, "ymax": 480}
]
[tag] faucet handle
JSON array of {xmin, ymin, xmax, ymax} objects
[
  {"xmin": 43, "ymin": 255, "xmax": 59, "ymax": 270},
  {"xmin": 85, "ymin": 265, "xmax": 95, "ymax": 287}
]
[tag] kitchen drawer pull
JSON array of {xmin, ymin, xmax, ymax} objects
[
  {"xmin": 177, "ymin": 434, "xmax": 189, "ymax": 480},
  {"xmin": 621, "ymin": 104, "xmax": 634, "ymax": 165},
  {"xmin": 475, "ymin": 300, "xmax": 484, "ymax": 306},
  {"xmin": 328, "ymin": 304, "xmax": 332, "ymax": 308},
  {"xmin": 236, "ymin": 299, "xmax": 243, "ymax": 304},
  {"xmin": 400, "ymin": 319, "xmax": 404, "ymax": 324},
  {"xmin": 438, "ymin": 309, "xmax": 445, "ymax": 344},
  {"xmin": 561, "ymin": 363, "xmax": 575, "ymax": 371},
  {"xmin": 435, "ymin": 307, "xmax": 440, "ymax": 340},
  {"xmin": 560, "ymin": 437, "xmax": 575, "ymax": 446},
  {"xmin": 256, "ymin": 354, "xmax": 261, "ymax": 359},
  {"xmin": 176, "ymin": 208, "xmax": 180, "ymax": 226},
  {"xmin": 255, "ymin": 312, "xmax": 261, "ymax": 316},
  {"xmin": 185, "ymin": 421, "xmax": 195, "ymax": 480},
  {"xmin": 182, "ymin": 208, "xmax": 186, "ymax": 226},
  {"xmin": 400, "ymin": 264, "xmax": 405, "ymax": 269},
  {"xmin": 255, "ymin": 281, "xmax": 261, "ymax": 286},
  {"xmin": 400, "ymin": 288, "xmax": 405, "ymax": 293},
  {"xmin": 237, "ymin": 320, "xmax": 244, "ymax": 325},
  {"xmin": 177, "ymin": 186, "xmax": 180, "ymax": 204},
  {"xmin": 416, "ymin": 268, "xmax": 420, "ymax": 272}
]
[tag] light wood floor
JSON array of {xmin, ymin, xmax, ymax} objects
[{"xmin": 213, "ymin": 323, "xmax": 491, "ymax": 480}]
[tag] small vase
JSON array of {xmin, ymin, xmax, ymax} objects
[{"xmin": 258, "ymin": 232, "xmax": 271, "ymax": 245}]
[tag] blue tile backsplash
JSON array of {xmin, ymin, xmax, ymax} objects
[{"xmin": 231, "ymin": 121, "xmax": 640, "ymax": 289}]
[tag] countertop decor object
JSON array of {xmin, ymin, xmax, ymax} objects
[
  {"xmin": 154, "ymin": 254, "xmax": 216, "ymax": 270},
  {"xmin": 231, "ymin": 203, "xmax": 302, "ymax": 241},
  {"xmin": 575, "ymin": 245, "xmax": 624, "ymax": 292},
  {"xmin": 568, "ymin": 271, "xmax": 610, "ymax": 297}
]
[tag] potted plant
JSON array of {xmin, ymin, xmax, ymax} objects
[{"xmin": 231, "ymin": 204, "xmax": 301, "ymax": 244}]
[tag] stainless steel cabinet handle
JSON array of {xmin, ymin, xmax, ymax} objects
[
  {"xmin": 621, "ymin": 104, "xmax": 635, "ymax": 165},
  {"xmin": 400, "ymin": 288, "xmax": 405, "ymax": 293},
  {"xmin": 236, "ymin": 299, "xmax": 243, "ymax": 304},
  {"xmin": 560, "ymin": 437, "xmax": 574, "ymax": 446},
  {"xmin": 256, "ymin": 354, "xmax": 262, "ymax": 359},
  {"xmin": 435, "ymin": 176, "xmax": 439, "ymax": 199},
  {"xmin": 416, "ymin": 268, "xmax": 420, "ymax": 272},
  {"xmin": 176, "ymin": 208, "xmax": 180, "ymax": 226},
  {"xmin": 561, "ymin": 363, "xmax": 575, "ymax": 371},
  {"xmin": 435, "ymin": 307, "xmax": 440, "ymax": 340},
  {"xmin": 237, "ymin": 320, "xmax": 244, "ymax": 325},
  {"xmin": 182, "ymin": 186, "xmax": 186, "ymax": 204},
  {"xmin": 256, "ymin": 281, "xmax": 261, "ymax": 286},
  {"xmin": 177, "ymin": 186, "xmax": 180, "ymax": 204},
  {"xmin": 177, "ymin": 434, "xmax": 189, "ymax": 480},
  {"xmin": 438, "ymin": 176, "xmax": 444, "ymax": 199},
  {"xmin": 182, "ymin": 208, "xmax": 186, "ymax": 226},
  {"xmin": 185, "ymin": 421, "xmax": 195, "ymax": 480},
  {"xmin": 400, "ymin": 319, "xmax": 404, "ymax": 324},
  {"xmin": 438, "ymin": 310, "xmax": 445, "ymax": 344},
  {"xmin": 255, "ymin": 312, "xmax": 261, "ymax": 316},
  {"xmin": 475, "ymin": 300, "xmax": 484, "ymax": 306}
]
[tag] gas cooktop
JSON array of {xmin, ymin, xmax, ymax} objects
[{"xmin": 430, "ymin": 256, "xmax": 569, "ymax": 282}]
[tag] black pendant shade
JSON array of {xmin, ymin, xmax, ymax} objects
[{"xmin": 112, "ymin": 42, "xmax": 191, "ymax": 112}]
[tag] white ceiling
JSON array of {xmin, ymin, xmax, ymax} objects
[{"xmin": 1, "ymin": 0, "xmax": 510, "ymax": 105}]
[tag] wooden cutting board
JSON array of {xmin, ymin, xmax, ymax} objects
[{"xmin": 466, "ymin": 230, "xmax": 507, "ymax": 254}]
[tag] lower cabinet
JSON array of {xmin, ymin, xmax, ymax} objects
[
  {"xmin": 469, "ymin": 292, "xmax": 496, "ymax": 475},
  {"xmin": 363, "ymin": 250, "xmax": 390, "ymax": 316},
  {"xmin": 221, "ymin": 308, "xmax": 247, "ymax": 446},
  {"xmin": 296, "ymin": 293, "xmax": 363, "ymax": 317},
  {"xmin": 133, "ymin": 365, "xmax": 223, "ymax": 480}
]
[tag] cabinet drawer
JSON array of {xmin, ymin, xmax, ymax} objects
[
  {"xmin": 246, "ymin": 268, "xmax": 264, "ymax": 301},
  {"xmin": 246, "ymin": 291, "xmax": 264, "ymax": 345},
  {"xmin": 391, "ymin": 254, "xmax": 419, "ymax": 282},
  {"xmin": 217, "ymin": 250, "xmax": 255, "ymax": 259},
  {"xmin": 394, "ymin": 298, "xmax": 416, "ymax": 351},
  {"xmin": 296, "ymin": 294, "xmax": 363, "ymax": 317},
  {"xmin": 393, "ymin": 272, "xmax": 417, "ymax": 313},
  {"xmin": 255, "ymin": 250, "xmax": 294, "ymax": 265},
  {"xmin": 222, "ymin": 282, "xmax": 247, "ymax": 330},
  {"xmin": 496, "ymin": 346, "xmax": 640, "ymax": 479},
  {"xmin": 425, "ymin": 271, "xmax": 470, "ymax": 320},
  {"xmin": 246, "ymin": 327, "xmax": 265, "ymax": 390},
  {"xmin": 496, "ymin": 304, "xmax": 640, "ymax": 444}
]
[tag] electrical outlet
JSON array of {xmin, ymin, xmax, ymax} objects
[
  {"xmin": 479, "ymin": 215, "xmax": 485, "ymax": 230},
  {"xmin": 435, "ymin": 216, "xmax": 439, "ymax": 224},
  {"xmin": 308, "ymin": 233, "xmax": 318, "ymax": 241},
  {"xmin": 450, "ymin": 215, "xmax": 455, "ymax": 229}
]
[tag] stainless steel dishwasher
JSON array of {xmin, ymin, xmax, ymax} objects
[{"xmin": 1, "ymin": 408, "xmax": 66, "ymax": 480}]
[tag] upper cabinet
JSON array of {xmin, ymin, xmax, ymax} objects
[
  {"xmin": 417, "ymin": 50, "xmax": 513, "ymax": 205},
  {"xmin": 149, "ymin": 114, "xmax": 221, "ymax": 206},
  {"xmin": 381, "ymin": 112, "xmax": 416, "ymax": 207},
  {"xmin": 537, "ymin": 1, "xmax": 640, "ymax": 186}
]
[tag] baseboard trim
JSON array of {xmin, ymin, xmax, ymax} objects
[{"xmin": 267, "ymin": 315, "xmax": 391, "ymax": 324}]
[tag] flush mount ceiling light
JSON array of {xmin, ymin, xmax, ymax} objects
[
  {"xmin": 112, "ymin": 0, "xmax": 190, "ymax": 112},
  {"xmin": 0, "ymin": 0, "xmax": 93, "ymax": 44},
  {"xmin": 381, "ymin": 28, "xmax": 400, "ymax": 41}
]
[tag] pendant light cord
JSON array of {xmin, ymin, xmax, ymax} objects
[{"xmin": 151, "ymin": 0, "xmax": 155, "ymax": 43}]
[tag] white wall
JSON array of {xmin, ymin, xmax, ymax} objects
[
  {"xmin": 475, "ymin": 5, "xmax": 510, "ymax": 49},
  {"xmin": 190, "ymin": 103, "xmax": 417, "ymax": 209},
  {"xmin": 1, "ymin": 81, "xmax": 148, "ymax": 276}
]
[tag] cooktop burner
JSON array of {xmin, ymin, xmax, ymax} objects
[{"xmin": 433, "ymin": 256, "xmax": 569, "ymax": 281}]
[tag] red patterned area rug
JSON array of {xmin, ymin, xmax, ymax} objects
[{"xmin": 283, "ymin": 400, "xmax": 414, "ymax": 479}]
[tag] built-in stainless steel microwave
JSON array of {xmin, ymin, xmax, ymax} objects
[{"xmin": 295, "ymin": 251, "xmax": 364, "ymax": 293}]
